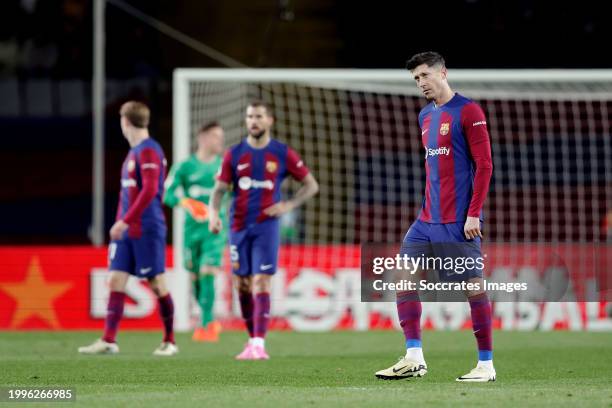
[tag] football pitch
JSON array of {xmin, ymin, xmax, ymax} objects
[{"xmin": 0, "ymin": 330, "xmax": 610, "ymax": 407}]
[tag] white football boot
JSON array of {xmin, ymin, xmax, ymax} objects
[
  {"xmin": 456, "ymin": 365, "xmax": 496, "ymax": 382},
  {"xmin": 375, "ymin": 356, "xmax": 427, "ymax": 380},
  {"xmin": 78, "ymin": 339, "xmax": 119, "ymax": 355},
  {"xmin": 153, "ymin": 342, "xmax": 179, "ymax": 356}
]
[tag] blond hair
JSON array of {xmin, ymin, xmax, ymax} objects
[{"xmin": 120, "ymin": 101, "xmax": 150, "ymax": 128}]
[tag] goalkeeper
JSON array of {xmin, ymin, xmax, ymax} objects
[{"xmin": 164, "ymin": 121, "xmax": 227, "ymax": 342}]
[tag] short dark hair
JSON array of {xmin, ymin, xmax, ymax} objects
[
  {"xmin": 120, "ymin": 101, "xmax": 150, "ymax": 128},
  {"xmin": 198, "ymin": 120, "xmax": 221, "ymax": 134},
  {"xmin": 406, "ymin": 51, "xmax": 446, "ymax": 71},
  {"xmin": 247, "ymin": 100, "xmax": 274, "ymax": 118}
]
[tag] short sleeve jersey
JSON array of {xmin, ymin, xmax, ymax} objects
[{"xmin": 217, "ymin": 138, "xmax": 309, "ymax": 231}]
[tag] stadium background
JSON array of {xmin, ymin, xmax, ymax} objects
[{"xmin": 0, "ymin": 0, "xmax": 610, "ymax": 333}]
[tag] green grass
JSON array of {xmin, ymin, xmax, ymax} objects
[{"xmin": 0, "ymin": 330, "xmax": 611, "ymax": 407}]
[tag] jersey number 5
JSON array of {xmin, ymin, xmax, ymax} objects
[{"xmin": 230, "ymin": 245, "xmax": 239, "ymax": 262}]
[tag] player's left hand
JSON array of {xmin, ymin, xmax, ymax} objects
[
  {"xmin": 264, "ymin": 201, "xmax": 295, "ymax": 217},
  {"xmin": 110, "ymin": 220, "xmax": 129, "ymax": 241},
  {"xmin": 464, "ymin": 216, "xmax": 482, "ymax": 240}
]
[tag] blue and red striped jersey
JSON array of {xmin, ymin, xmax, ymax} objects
[
  {"xmin": 217, "ymin": 138, "xmax": 309, "ymax": 232},
  {"xmin": 116, "ymin": 138, "xmax": 167, "ymax": 238},
  {"xmin": 418, "ymin": 93, "xmax": 493, "ymax": 224}
]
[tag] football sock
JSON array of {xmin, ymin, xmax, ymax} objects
[
  {"xmin": 477, "ymin": 360, "xmax": 494, "ymax": 370},
  {"xmin": 158, "ymin": 294, "xmax": 175, "ymax": 344},
  {"xmin": 396, "ymin": 291, "xmax": 422, "ymax": 355},
  {"xmin": 468, "ymin": 292, "xmax": 493, "ymax": 364},
  {"xmin": 253, "ymin": 292, "xmax": 270, "ymax": 339},
  {"xmin": 405, "ymin": 347, "xmax": 425, "ymax": 364},
  {"xmin": 192, "ymin": 277, "xmax": 200, "ymax": 309},
  {"xmin": 102, "ymin": 291, "xmax": 125, "ymax": 343},
  {"xmin": 251, "ymin": 337, "xmax": 265, "ymax": 348},
  {"xmin": 239, "ymin": 292, "xmax": 254, "ymax": 337},
  {"xmin": 198, "ymin": 274, "xmax": 215, "ymax": 327}
]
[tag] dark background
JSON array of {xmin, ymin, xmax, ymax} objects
[{"xmin": 0, "ymin": 0, "xmax": 610, "ymax": 244}]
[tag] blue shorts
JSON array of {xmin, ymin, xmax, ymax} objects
[
  {"xmin": 401, "ymin": 220, "xmax": 484, "ymax": 281},
  {"xmin": 229, "ymin": 220, "xmax": 280, "ymax": 277},
  {"xmin": 108, "ymin": 234, "xmax": 166, "ymax": 278}
]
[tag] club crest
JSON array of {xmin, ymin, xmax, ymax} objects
[
  {"xmin": 266, "ymin": 161, "xmax": 278, "ymax": 173},
  {"xmin": 440, "ymin": 123, "xmax": 450, "ymax": 136}
]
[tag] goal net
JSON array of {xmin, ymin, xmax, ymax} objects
[{"xmin": 172, "ymin": 69, "xmax": 612, "ymax": 327}]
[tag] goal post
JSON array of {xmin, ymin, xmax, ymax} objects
[{"xmin": 172, "ymin": 69, "xmax": 612, "ymax": 327}]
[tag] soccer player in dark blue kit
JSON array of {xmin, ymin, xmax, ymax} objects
[
  {"xmin": 375, "ymin": 52, "xmax": 495, "ymax": 382},
  {"xmin": 79, "ymin": 101, "xmax": 177, "ymax": 356},
  {"xmin": 208, "ymin": 100, "xmax": 319, "ymax": 360}
]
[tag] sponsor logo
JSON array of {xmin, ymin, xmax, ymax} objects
[
  {"xmin": 121, "ymin": 178, "xmax": 137, "ymax": 188},
  {"xmin": 473, "ymin": 121, "xmax": 487, "ymax": 127},
  {"xmin": 296, "ymin": 160, "xmax": 304, "ymax": 168},
  {"xmin": 421, "ymin": 128, "xmax": 429, "ymax": 136},
  {"xmin": 266, "ymin": 161, "xmax": 278, "ymax": 173},
  {"xmin": 237, "ymin": 163, "xmax": 250, "ymax": 171},
  {"xmin": 439, "ymin": 123, "xmax": 450, "ymax": 135},
  {"xmin": 141, "ymin": 163, "xmax": 158, "ymax": 170},
  {"xmin": 424, "ymin": 146, "xmax": 450, "ymax": 159},
  {"xmin": 238, "ymin": 176, "xmax": 274, "ymax": 190},
  {"xmin": 260, "ymin": 264, "xmax": 274, "ymax": 271},
  {"xmin": 140, "ymin": 267, "xmax": 152, "ymax": 275},
  {"xmin": 188, "ymin": 185, "xmax": 213, "ymax": 198},
  {"xmin": 188, "ymin": 172, "xmax": 204, "ymax": 182},
  {"xmin": 127, "ymin": 160, "xmax": 136, "ymax": 172}
]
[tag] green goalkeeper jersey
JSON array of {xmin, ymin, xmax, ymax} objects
[{"xmin": 164, "ymin": 155, "xmax": 227, "ymax": 240}]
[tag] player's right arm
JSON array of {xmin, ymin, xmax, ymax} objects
[
  {"xmin": 209, "ymin": 149, "xmax": 233, "ymax": 233},
  {"xmin": 208, "ymin": 180, "xmax": 229, "ymax": 233}
]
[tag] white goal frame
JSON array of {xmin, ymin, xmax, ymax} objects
[{"xmin": 171, "ymin": 69, "xmax": 612, "ymax": 331}]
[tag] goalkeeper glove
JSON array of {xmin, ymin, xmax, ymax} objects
[{"xmin": 180, "ymin": 197, "xmax": 209, "ymax": 222}]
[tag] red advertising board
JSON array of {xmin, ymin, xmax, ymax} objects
[
  {"xmin": 0, "ymin": 247, "xmax": 174, "ymax": 330},
  {"xmin": 0, "ymin": 245, "xmax": 610, "ymax": 331}
]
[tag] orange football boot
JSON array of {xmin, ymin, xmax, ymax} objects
[{"xmin": 192, "ymin": 327, "xmax": 207, "ymax": 342}]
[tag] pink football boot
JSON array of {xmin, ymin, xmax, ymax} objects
[
  {"xmin": 235, "ymin": 343, "xmax": 256, "ymax": 360},
  {"xmin": 251, "ymin": 345, "xmax": 270, "ymax": 360}
]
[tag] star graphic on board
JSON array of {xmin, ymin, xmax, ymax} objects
[{"xmin": 0, "ymin": 256, "xmax": 73, "ymax": 329}]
